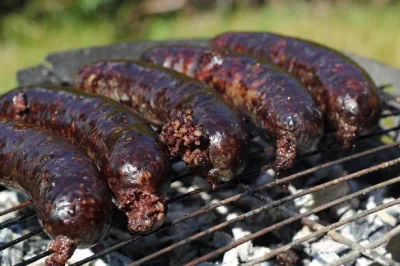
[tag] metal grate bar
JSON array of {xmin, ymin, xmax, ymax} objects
[
  {"xmin": 185, "ymin": 177, "xmax": 400, "ymax": 266},
  {"xmin": 8, "ymin": 218, "xmax": 129, "ymax": 266},
  {"xmin": 127, "ymin": 157, "xmax": 400, "ymax": 266},
  {"xmin": 243, "ymin": 198, "xmax": 400, "ymax": 266},
  {"xmin": 14, "ymin": 250, "xmax": 53, "ymax": 266},
  {"xmin": 0, "ymin": 200, "xmax": 32, "ymax": 217},
  {"xmin": 239, "ymin": 183, "xmax": 399, "ymax": 265},
  {"xmin": 171, "ymin": 172, "xmax": 192, "ymax": 182},
  {"xmin": 0, "ymin": 228, "xmax": 44, "ymax": 251},
  {"xmin": 6, "ymin": 139, "xmax": 400, "ymax": 266},
  {"xmin": 170, "ymin": 124, "xmax": 400, "ymax": 186},
  {"xmin": 360, "ymin": 125, "xmax": 400, "ymax": 140},
  {"xmin": 0, "ymin": 218, "xmax": 128, "ymax": 253},
  {"xmin": 1, "ymin": 125, "xmax": 397, "ymax": 231},
  {"xmin": 5, "ymin": 127, "xmax": 400, "ymax": 265},
  {"xmin": 328, "ymin": 225, "xmax": 400, "ymax": 266},
  {"xmin": 22, "ymin": 143, "xmax": 392, "ymax": 266},
  {"xmin": 381, "ymin": 110, "xmax": 400, "ymax": 118},
  {"xmin": 0, "ymin": 211, "xmax": 36, "ymax": 230}
]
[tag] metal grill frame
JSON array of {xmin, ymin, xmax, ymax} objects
[{"xmin": 0, "ymin": 39, "xmax": 399, "ymax": 266}]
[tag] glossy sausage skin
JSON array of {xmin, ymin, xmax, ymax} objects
[
  {"xmin": 212, "ymin": 32, "xmax": 382, "ymax": 148},
  {"xmin": 0, "ymin": 119, "xmax": 111, "ymax": 266},
  {"xmin": 0, "ymin": 86, "xmax": 171, "ymax": 233},
  {"xmin": 142, "ymin": 47, "xmax": 324, "ymax": 170},
  {"xmin": 75, "ymin": 60, "xmax": 249, "ymax": 186}
]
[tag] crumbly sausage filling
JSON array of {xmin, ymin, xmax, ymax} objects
[
  {"xmin": 119, "ymin": 191, "xmax": 167, "ymax": 233},
  {"xmin": 160, "ymin": 109, "xmax": 210, "ymax": 168}
]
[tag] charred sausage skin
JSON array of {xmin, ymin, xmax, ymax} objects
[
  {"xmin": 75, "ymin": 60, "xmax": 249, "ymax": 186},
  {"xmin": 212, "ymin": 32, "xmax": 382, "ymax": 148},
  {"xmin": 0, "ymin": 86, "xmax": 171, "ymax": 233},
  {"xmin": 142, "ymin": 47, "xmax": 324, "ymax": 170},
  {"xmin": 0, "ymin": 119, "xmax": 111, "ymax": 266}
]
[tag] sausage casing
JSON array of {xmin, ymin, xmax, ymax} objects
[
  {"xmin": 0, "ymin": 86, "xmax": 171, "ymax": 233},
  {"xmin": 212, "ymin": 32, "xmax": 382, "ymax": 147},
  {"xmin": 0, "ymin": 118, "xmax": 112, "ymax": 266},
  {"xmin": 75, "ymin": 60, "xmax": 249, "ymax": 186},
  {"xmin": 142, "ymin": 47, "xmax": 324, "ymax": 170}
]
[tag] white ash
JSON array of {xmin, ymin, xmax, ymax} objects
[
  {"xmin": 219, "ymin": 214, "xmax": 273, "ymax": 266},
  {"xmin": 289, "ymin": 164, "xmax": 360, "ymax": 217},
  {"xmin": 0, "ymin": 190, "xmax": 29, "ymax": 223},
  {"xmin": 0, "ymin": 228, "xmax": 24, "ymax": 266},
  {"xmin": 309, "ymin": 253, "xmax": 341, "ymax": 266},
  {"xmin": 293, "ymin": 188, "xmax": 400, "ymax": 266},
  {"xmin": 164, "ymin": 169, "xmax": 280, "ymax": 266}
]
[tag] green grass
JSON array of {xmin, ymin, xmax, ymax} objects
[
  {"xmin": 143, "ymin": 2, "xmax": 400, "ymax": 65},
  {"xmin": 0, "ymin": 2, "xmax": 399, "ymax": 92},
  {"xmin": 0, "ymin": 18, "xmax": 117, "ymax": 91}
]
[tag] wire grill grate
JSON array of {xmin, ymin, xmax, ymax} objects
[
  {"xmin": 1, "ymin": 40, "xmax": 400, "ymax": 266},
  {"xmin": 0, "ymin": 116, "xmax": 398, "ymax": 266}
]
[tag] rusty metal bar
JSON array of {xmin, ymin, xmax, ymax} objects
[
  {"xmin": 0, "ymin": 200, "xmax": 32, "ymax": 217},
  {"xmin": 127, "ymin": 157, "xmax": 400, "ymax": 266},
  {"xmin": 14, "ymin": 250, "xmax": 53, "ymax": 266},
  {"xmin": 240, "ymin": 183, "xmax": 399, "ymax": 266},
  {"xmin": 328, "ymin": 225, "xmax": 400, "ymax": 266},
  {"xmin": 244, "ymin": 199, "xmax": 400, "ymax": 266},
  {"xmin": 68, "ymin": 149, "xmax": 399, "ymax": 266},
  {"xmin": 169, "ymin": 125, "xmax": 400, "ymax": 185},
  {"xmin": 0, "ymin": 211, "xmax": 36, "ymax": 230},
  {"xmin": 13, "ymin": 140, "xmax": 400, "ymax": 265},
  {"xmin": 185, "ymin": 177, "xmax": 400, "ymax": 266},
  {"xmin": 0, "ymin": 228, "xmax": 44, "ymax": 251}
]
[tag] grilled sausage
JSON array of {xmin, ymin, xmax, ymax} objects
[
  {"xmin": 142, "ymin": 47, "xmax": 324, "ymax": 170},
  {"xmin": 0, "ymin": 86, "xmax": 171, "ymax": 233},
  {"xmin": 75, "ymin": 60, "xmax": 249, "ymax": 187},
  {"xmin": 212, "ymin": 32, "xmax": 382, "ymax": 148},
  {"xmin": 0, "ymin": 119, "xmax": 111, "ymax": 266}
]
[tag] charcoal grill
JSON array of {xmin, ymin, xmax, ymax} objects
[{"xmin": 1, "ymin": 39, "xmax": 400, "ymax": 266}]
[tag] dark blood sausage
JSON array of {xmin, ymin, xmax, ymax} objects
[
  {"xmin": 212, "ymin": 32, "xmax": 382, "ymax": 148},
  {"xmin": 0, "ymin": 119, "xmax": 111, "ymax": 266},
  {"xmin": 0, "ymin": 86, "xmax": 171, "ymax": 233},
  {"xmin": 142, "ymin": 47, "xmax": 324, "ymax": 170},
  {"xmin": 75, "ymin": 60, "xmax": 249, "ymax": 187}
]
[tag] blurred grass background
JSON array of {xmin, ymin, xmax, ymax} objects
[{"xmin": 0, "ymin": 0, "xmax": 399, "ymax": 92}]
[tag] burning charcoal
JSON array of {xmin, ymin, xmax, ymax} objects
[
  {"xmin": 0, "ymin": 229, "xmax": 24, "ymax": 266},
  {"xmin": 170, "ymin": 244, "xmax": 200, "ymax": 266},
  {"xmin": 222, "ymin": 246, "xmax": 273, "ymax": 266},
  {"xmin": 222, "ymin": 248, "xmax": 240, "ymax": 266},
  {"xmin": 222, "ymin": 214, "xmax": 274, "ymax": 264},
  {"xmin": 210, "ymin": 231, "xmax": 232, "ymax": 249},
  {"xmin": 340, "ymin": 217, "xmax": 370, "ymax": 242},
  {"xmin": 197, "ymin": 263, "xmax": 215, "ymax": 266},
  {"xmin": 339, "ymin": 192, "xmax": 400, "ymax": 244},
  {"xmin": 68, "ymin": 249, "xmax": 122, "ymax": 266},
  {"xmin": 23, "ymin": 239, "xmax": 49, "ymax": 265},
  {"xmin": 309, "ymin": 236, "xmax": 348, "ymax": 255},
  {"xmin": 99, "ymin": 251, "xmax": 132, "ymax": 266},
  {"xmin": 289, "ymin": 168, "xmax": 352, "ymax": 216},
  {"xmin": 0, "ymin": 191, "xmax": 27, "ymax": 223},
  {"xmin": 356, "ymin": 257, "xmax": 376, "ymax": 266},
  {"xmin": 247, "ymin": 246, "xmax": 272, "ymax": 264},
  {"xmin": 230, "ymin": 219, "xmax": 253, "ymax": 262},
  {"xmin": 304, "ymin": 165, "xmax": 345, "ymax": 187},
  {"xmin": 309, "ymin": 253, "xmax": 340, "ymax": 266}
]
